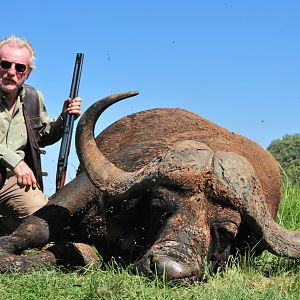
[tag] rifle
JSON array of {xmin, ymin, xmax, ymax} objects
[{"xmin": 56, "ymin": 53, "xmax": 84, "ymax": 191}]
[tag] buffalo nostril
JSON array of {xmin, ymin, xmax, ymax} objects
[{"xmin": 150, "ymin": 256, "xmax": 195, "ymax": 279}]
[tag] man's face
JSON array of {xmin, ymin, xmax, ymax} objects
[{"xmin": 0, "ymin": 44, "xmax": 31, "ymax": 95}]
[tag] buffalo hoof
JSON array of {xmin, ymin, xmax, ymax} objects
[
  {"xmin": 67, "ymin": 242, "xmax": 102, "ymax": 267},
  {"xmin": 48, "ymin": 242, "xmax": 102, "ymax": 268}
]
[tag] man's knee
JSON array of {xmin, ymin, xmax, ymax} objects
[
  {"xmin": 14, "ymin": 190, "xmax": 49, "ymax": 218},
  {"xmin": 1, "ymin": 181, "xmax": 48, "ymax": 218}
]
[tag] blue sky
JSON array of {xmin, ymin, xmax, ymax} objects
[{"xmin": 2, "ymin": 1, "xmax": 300, "ymax": 195}]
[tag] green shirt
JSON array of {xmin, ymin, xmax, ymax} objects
[{"xmin": 0, "ymin": 86, "xmax": 65, "ymax": 170}]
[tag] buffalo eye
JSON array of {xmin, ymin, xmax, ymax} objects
[
  {"xmin": 209, "ymin": 222, "xmax": 238, "ymax": 266},
  {"xmin": 211, "ymin": 226, "xmax": 235, "ymax": 250}
]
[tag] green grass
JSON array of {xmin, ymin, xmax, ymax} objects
[{"xmin": 0, "ymin": 182, "xmax": 299, "ymax": 300}]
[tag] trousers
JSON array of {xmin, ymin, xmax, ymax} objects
[{"xmin": 0, "ymin": 175, "xmax": 48, "ymax": 234}]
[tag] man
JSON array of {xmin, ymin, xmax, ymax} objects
[{"xmin": 0, "ymin": 35, "xmax": 82, "ymax": 233}]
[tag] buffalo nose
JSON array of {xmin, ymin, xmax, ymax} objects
[{"xmin": 150, "ymin": 255, "xmax": 195, "ymax": 279}]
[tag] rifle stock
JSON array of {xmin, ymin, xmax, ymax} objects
[{"xmin": 56, "ymin": 53, "xmax": 84, "ymax": 191}]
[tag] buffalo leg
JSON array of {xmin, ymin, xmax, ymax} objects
[
  {"xmin": 0, "ymin": 242, "xmax": 101, "ymax": 273},
  {"xmin": 0, "ymin": 173, "xmax": 100, "ymax": 256}
]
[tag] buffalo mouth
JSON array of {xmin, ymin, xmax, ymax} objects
[{"xmin": 132, "ymin": 240, "xmax": 204, "ymax": 280}]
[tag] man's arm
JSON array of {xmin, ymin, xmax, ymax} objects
[
  {"xmin": 36, "ymin": 90, "xmax": 81, "ymax": 147},
  {"xmin": 0, "ymin": 145, "xmax": 37, "ymax": 189},
  {"xmin": 0, "ymin": 144, "xmax": 23, "ymax": 170}
]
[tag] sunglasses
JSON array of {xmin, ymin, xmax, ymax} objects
[{"xmin": 0, "ymin": 60, "xmax": 28, "ymax": 74}]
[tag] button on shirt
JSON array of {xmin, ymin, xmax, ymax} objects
[{"xmin": 0, "ymin": 87, "xmax": 65, "ymax": 170}]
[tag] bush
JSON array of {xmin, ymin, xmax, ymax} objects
[{"xmin": 267, "ymin": 134, "xmax": 300, "ymax": 186}]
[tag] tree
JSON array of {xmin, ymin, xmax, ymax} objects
[{"xmin": 267, "ymin": 134, "xmax": 300, "ymax": 186}]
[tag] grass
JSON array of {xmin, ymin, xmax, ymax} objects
[{"xmin": 0, "ymin": 181, "xmax": 299, "ymax": 300}]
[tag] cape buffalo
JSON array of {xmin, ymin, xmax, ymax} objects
[{"xmin": 0, "ymin": 91, "xmax": 299, "ymax": 281}]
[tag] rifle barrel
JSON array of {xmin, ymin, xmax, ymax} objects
[{"xmin": 56, "ymin": 53, "xmax": 84, "ymax": 191}]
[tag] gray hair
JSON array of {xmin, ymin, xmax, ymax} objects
[{"xmin": 0, "ymin": 35, "xmax": 35, "ymax": 70}]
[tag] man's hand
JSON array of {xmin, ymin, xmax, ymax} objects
[
  {"xmin": 62, "ymin": 96, "xmax": 82, "ymax": 120},
  {"xmin": 13, "ymin": 160, "xmax": 37, "ymax": 190}
]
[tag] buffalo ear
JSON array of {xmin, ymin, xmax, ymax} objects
[{"xmin": 212, "ymin": 151, "xmax": 300, "ymax": 259}]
